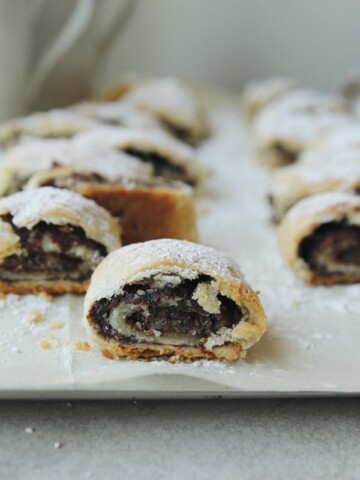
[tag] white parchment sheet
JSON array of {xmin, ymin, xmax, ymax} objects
[{"xmin": 1, "ymin": 91, "xmax": 360, "ymax": 396}]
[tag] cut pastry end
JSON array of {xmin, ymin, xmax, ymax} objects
[
  {"xmin": 0, "ymin": 187, "xmax": 121, "ymax": 294},
  {"xmin": 278, "ymin": 192, "xmax": 360, "ymax": 285},
  {"xmin": 83, "ymin": 239, "xmax": 267, "ymax": 361}
]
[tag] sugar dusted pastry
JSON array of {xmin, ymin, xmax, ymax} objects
[
  {"xmin": 269, "ymin": 150, "xmax": 360, "ymax": 221},
  {"xmin": 0, "ymin": 109, "xmax": 98, "ymax": 151},
  {"xmin": 100, "ymin": 76, "xmax": 209, "ymax": 145},
  {"xmin": 278, "ymin": 192, "xmax": 360, "ymax": 285},
  {"xmin": 242, "ymin": 76, "xmax": 301, "ymax": 118},
  {"xmin": 83, "ymin": 239, "xmax": 266, "ymax": 361},
  {"xmin": 0, "ymin": 187, "xmax": 120, "ymax": 294},
  {"xmin": 253, "ymin": 89, "xmax": 352, "ymax": 168},
  {"xmin": 74, "ymin": 126, "xmax": 203, "ymax": 186},
  {"xmin": 71, "ymin": 101, "xmax": 161, "ymax": 130},
  {"xmin": 0, "ymin": 138, "xmax": 154, "ymax": 196}
]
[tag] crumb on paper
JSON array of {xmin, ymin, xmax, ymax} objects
[
  {"xmin": 49, "ymin": 321, "xmax": 64, "ymax": 330},
  {"xmin": 101, "ymin": 349, "xmax": 113, "ymax": 360},
  {"xmin": 27, "ymin": 309, "xmax": 43, "ymax": 324},
  {"xmin": 25, "ymin": 427, "xmax": 34, "ymax": 434},
  {"xmin": 0, "ymin": 293, "xmax": 7, "ymax": 301},
  {"xmin": 74, "ymin": 340, "xmax": 91, "ymax": 352},
  {"xmin": 40, "ymin": 339, "xmax": 51, "ymax": 350},
  {"xmin": 39, "ymin": 292, "xmax": 53, "ymax": 302},
  {"xmin": 53, "ymin": 442, "xmax": 62, "ymax": 449},
  {"xmin": 11, "ymin": 346, "xmax": 20, "ymax": 354}
]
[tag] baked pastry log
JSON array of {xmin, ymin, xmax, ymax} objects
[
  {"xmin": 99, "ymin": 76, "xmax": 209, "ymax": 145},
  {"xmin": 74, "ymin": 126, "xmax": 203, "ymax": 186},
  {"xmin": 278, "ymin": 192, "xmax": 360, "ymax": 285},
  {"xmin": 0, "ymin": 187, "xmax": 121, "ymax": 294},
  {"xmin": 253, "ymin": 89, "xmax": 352, "ymax": 168},
  {"xmin": 269, "ymin": 149, "xmax": 360, "ymax": 221},
  {"xmin": 83, "ymin": 239, "xmax": 266, "ymax": 361},
  {"xmin": 0, "ymin": 139, "xmax": 198, "ymax": 245},
  {"xmin": 242, "ymin": 76, "xmax": 301, "ymax": 119},
  {"xmin": 0, "ymin": 110, "xmax": 98, "ymax": 151}
]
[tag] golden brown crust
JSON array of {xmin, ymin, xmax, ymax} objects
[
  {"xmin": 83, "ymin": 240, "xmax": 267, "ymax": 361},
  {"xmin": 77, "ymin": 183, "xmax": 198, "ymax": 245},
  {"xmin": 0, "ymin": 279, "xmax": 89, "ymax": 295},
  {"xmin": 99, "ymin": 340, "xmax": 245, "ymax": 362}
]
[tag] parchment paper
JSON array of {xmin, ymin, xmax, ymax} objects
[{"xmin": 1, "ymin": 91, "xmax": 360, "ymax": 396}]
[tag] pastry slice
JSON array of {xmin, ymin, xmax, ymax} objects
[
  {"xmin": 278, "ymin": 192, "xmax": 360, "ymax": 285},
  {"xmin": 0, "ymin": 109, "xmax": 98, "ymax": 151},
  {"xmin": 253, "ymin": 89, "xmax": 352, "ymax": 168},
  {"xmin": 74, "ymin": 126, "xmax": 203, "ymax": 186},
  {"xmin": 84, "ymin": 239, "xmax": 266, "ymax": 361},
  {"xmin": 99, "ymin": 76, "xmax": 209, "ymax": 145},
  {"xmin": 269, "ymin": 150, "xmax": 360, "ymax": 221},
  {"xmin": 0, "ymin": 187, "xmax": 120, "ymax": 294},
  {"xmin": 242, "ymin": 76, "xmax": 301, "ymax": 119},
  {"xmin": 0, "ymin": 139, "xmax": 198, "ymax": 245}
]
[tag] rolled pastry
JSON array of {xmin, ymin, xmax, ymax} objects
[
  {"xmin": 269, "ymin": 149, "xmax": 360, "ymax": 221},
  {"xmin": 242, "ymin": 76, "xmax": 301, "ymax": 119},
  {"xmin": 99, "ymin": 76, "xmax": 209, "ymax": 145},
  {"xmin": 0, "ymin": 139, "xmax": 198, "ymax": 245},
  {"xmin": 278, "ymin": 192, "xmax": 360, "ymax": 285},
  {"xmin": 0, "ymin": 110, "xmax": 98, "ymax": 151},
  {"xmin": 74, "ymin": 126, "xmax": 203, "ymax": 186},
  {"xmin": 253, "ymin": 89, "xmax": 352, "ymax": 168},
  {"xmin": 0, "ymin": 187, "xmax": 120, "ymax": 294},
  {"xmin": 71, "ymin": 101, "xmax": 161, "ymax": 130},
  {"xmin": 83, "ymin": 239, "xmax": 266, "ymax": 361}
]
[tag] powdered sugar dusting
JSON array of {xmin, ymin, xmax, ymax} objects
[{"xmin": 0, "ymin": 187, "xmax": 121, "ymax": 252}]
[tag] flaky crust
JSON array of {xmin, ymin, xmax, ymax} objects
[
  {"xmin": 0, "ymin": 279, "xmax": 89, "ymax": 295},
  {"xmin": 0, "ymin": 187, "xmax": 121, "ymax": 254},
  {"xmin": 83, "ymin": 240, "xmax": 267, "ymax": 361},
  {"xmin": 278, "ymin": 192, "xmax": 360, "ymax": 284}
]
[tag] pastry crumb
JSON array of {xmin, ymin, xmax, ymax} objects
[
  {"xmin": 25, "ymin": 427, "xmax": 34, "ymax": 434},
  {"xmin": 27, "ymin": 309, "xmax": 44, "ymax": 324},
  {"xmin": 40, "ymin": 339, "xmax": 51, "ymax": 350},
  {"xmin": 101, "ymin": 349, "xmax": 113, "ymax": 359},
  {"xmin": 0, "ymin": 293, "xmax": 7, "ymax": 301},
  {"xmin": 74, "ymin": 340, "xmax": 91, "ymax": 351},
  {"xmin": 49, "ymin": 321, "xmax": 64, "ymax": 330},
  {"xmin": 39, "ymin": 292, "xmax": 53, "ymax": 302},
  {"xmin": 11, "ymin": 346, "xmax": 20, "ymax": 354},
  {"xmin": 53, "ymin": 442, "xmax": 62, "ymax": 449}
]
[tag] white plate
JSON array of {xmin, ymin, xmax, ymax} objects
[{"xmin": 1, "ymin": 90, "xmax": 359, "ymax": 399}]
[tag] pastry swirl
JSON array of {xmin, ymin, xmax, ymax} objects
[
  {"xmin": 0, "ymin": 187, "xmax": 121, "ymax": 293},
  {"xmin": 278, "ymin": 192, "xmax": 360, "ymax": 284},
  {"xmin": 83, "ymin": 239, "xmax": 266, "ymax": 361}
]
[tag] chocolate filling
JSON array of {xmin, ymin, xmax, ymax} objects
[
  {"xmin": 123, "ymin": 147, "xmax": 193, "ymax": 185},
  {"xmin": 88, "ymin": 276, "xmax": 243, "ymax": 345},
  {"xmin": 299, "ymin": 221, "xmax": 360, "ymax": 276},
  {"xmin": 0, "ymin": 217, "xmax": 106, "ymax": 282},
  {"xmin": 271, "ymin": 143, "xmax": 299, "ymax": 166}
]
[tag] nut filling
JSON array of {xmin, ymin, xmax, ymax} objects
[
  {"xmin": 0, "ymin": 217, "xmax": 107, "ymax": 282},
  {"xmin": 299, "ymin": 221, "xmax": 360, "ymax": 276},
  {"xmin": 88, "ymin": 275, "xmax": 244, "ymax": 346},
  {"xmin": 123, "ymin": 147, "xmax": 193, "ymax": 185}
]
